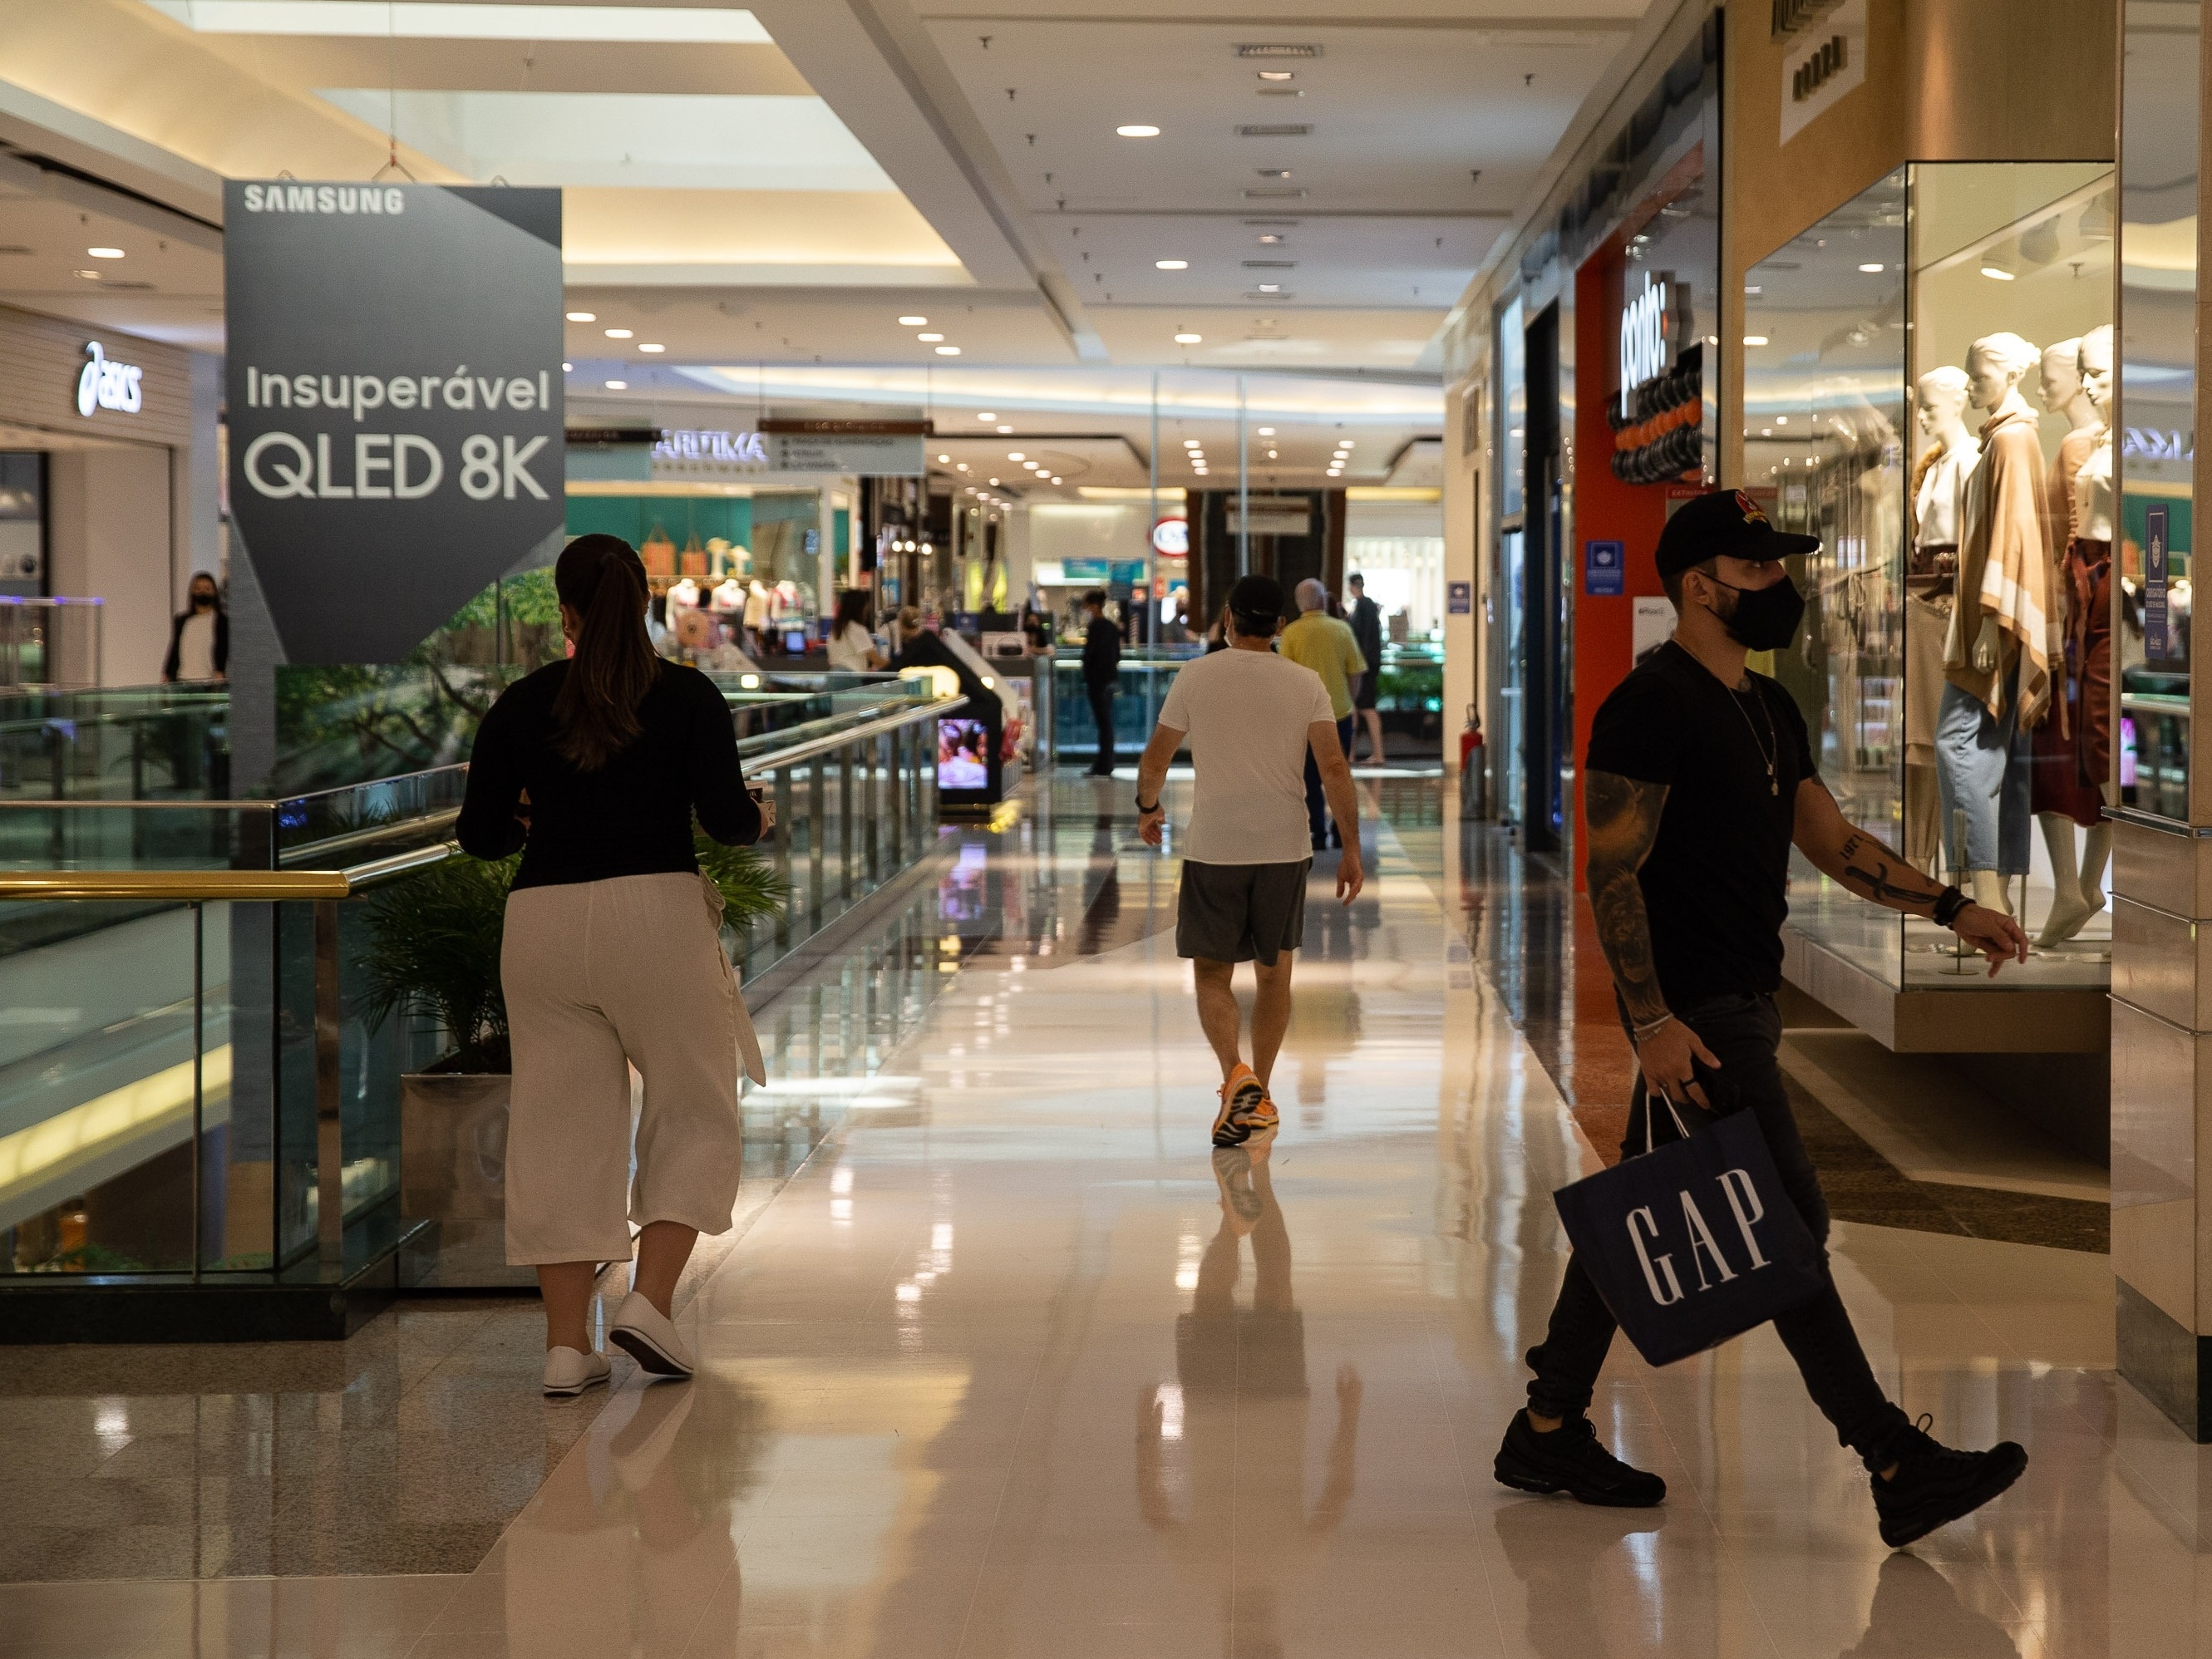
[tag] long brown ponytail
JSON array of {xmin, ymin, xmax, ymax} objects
[{"xmin": 551, "ymin": 534, "xmax": 658, "ymax": 770}]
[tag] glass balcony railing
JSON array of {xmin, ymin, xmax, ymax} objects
[{"xmin": 0, "ymin": 681, "xmax": 959, "ymax": 1320}]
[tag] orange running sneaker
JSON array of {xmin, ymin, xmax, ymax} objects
[{"xmin": 1212, "ymin": 1063, "xmax": 1276, "ymax": 1146}]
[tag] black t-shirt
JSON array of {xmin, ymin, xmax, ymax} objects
[
  {"xmin": 1584, "ymin": 642, "xmax": 1816, "ymax": 1005},
  {"xmin": 456, "ymin": 660, "xmax": 761, "ymax": 889}
]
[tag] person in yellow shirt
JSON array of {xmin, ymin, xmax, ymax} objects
[{"xmin": 1278, "ymin": 578, "xmax": 1367, "ymax": 849}]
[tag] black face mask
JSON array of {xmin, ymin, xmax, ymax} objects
[
  {"xmin": 191, "ymin": 591, "xmax": 216, "ymax": 611},
  {"xmin": 1705, "ymin": 572, "xmax": 1805, "ymax": 652}
]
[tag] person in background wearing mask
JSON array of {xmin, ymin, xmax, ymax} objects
[
  {"xmin": 162, "ymin": 573, "xmax": 227, "ymax": 683},
  {"xmin": 1495, "ymin": 490, "xmax": 2033, "ymax": 1549}
]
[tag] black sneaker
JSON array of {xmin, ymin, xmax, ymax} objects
[
  {"xmin": 1494, "ymin": 1410, "xmax": 1665, "ymax": 1507},
  {"xmin": 1871, "ymin": 1415, "xmax": 2027, "ymax": 1548}
]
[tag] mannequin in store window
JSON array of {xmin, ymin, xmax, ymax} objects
[
  {"xmin": 1901, "ymin": 367, "xmax": 1977, "ymax": 873},
  {"xmin": 1937, "ymin": 332, "xmax": 2052, "ymax": 918},
  {"xmin": 162, "ymin": 573, "xmax": 228, "ymax": 684},
  {"xmin": 2039, "ymin": 327, "xmax": 2117, "ymax": 944}
]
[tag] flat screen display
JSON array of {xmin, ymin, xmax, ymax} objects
[{"xmin": 937, "ymin": 717, "xmax": 990, "ymax": 790}]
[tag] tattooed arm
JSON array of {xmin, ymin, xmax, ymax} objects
[
  {"xmin": 1584, "ymin": 770, "xmax": 1671, "ymax": 1025},
  {"xmin": 1792, "ymin": 778, "xmax": 2028, "ymax": 973},
  {"xmin": 1586, "ymin": 769, "xmax": 1722, "ymax": 1105}
]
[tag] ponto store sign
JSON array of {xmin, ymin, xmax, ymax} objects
[
  {"xmin": 1619, "ymin": 272, "xmax": 1671, "ymax": 418},
  {"xmin": 76, "ymin": 341, "xmax": 143, "ymax": 417}
]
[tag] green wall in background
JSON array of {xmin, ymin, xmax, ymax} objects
[{"xmin": 564, "ymin": 495, "xmax": 754, "ymax": 549}]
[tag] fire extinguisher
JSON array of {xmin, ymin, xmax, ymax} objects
[{"xmin": 1458, "ymin": 705, "xmax": 1486, "ymax": 819}]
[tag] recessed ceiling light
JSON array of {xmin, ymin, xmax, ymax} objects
[
  {"xmin": 1052, "ymin": 476, "xmax": 1062, "ymax": 484},
  {"xmin": 1116, "ymin": 124, "xmax": 1161, "ymax": 137},
  {"xmin": 956, "ymin": 463, "xmax": 969, "ymax": 470},
  {"xmin": 1258, "ymin": 70, "xmax": 1294, "ymax": 81},
  {"xmin": 1979, "ymin": 264, "xmax": 2015, "ymax": 281},
  {"xmin": 978, "ymin": 411, "xmax": 996, "ymax": 421},
  {"xmin": 605, "ymin": 379, "xmax": 628, "ymax": 389},
  {"xmin": 937, "ymin": 453, "xmax": 951, "ymax": 462},
  {"xmin": 1338, "ymin": 440, "xmax": 1354, "ymax": 447},
  {"xmin": 1256, "ymin": 283, "xmax": 1281, "ymax": 293},
  {"xmin": 1258, "ymin": 234, "xmax": 1284, "ymax": 244},
  {"xmin": 566, "ymin": 310, "xmax": 596, "ymax": 322},
  {"xmin": 935, "ymin": 345, "xmax": 961, "ymax": 354},
  {"xmin": 1184, "ymin": 439, "xmax": 1201, "ymax": 447},
  {"xmin": 1744, "ymin": 334, "xmax": 1771, "ymax": 346},
  {"xmin": 917, "ymin": 332, "xmax": 945, "ymax": 342},
  {"xmin": 1267, "ymin": 449, "xmax": 1278, "ymax": 458},
  {"xmin": 1156, "ymin": 259, "xmax": 1189, "ymax": 270},
  {"xmin": 86, "ymin": 247, "xmax": 125, "ymax": 259},
  {"xmin": 1007, "ymin": 452, "xmax": 1026, "ymax": 460},
  {"xmin": 997, "ymin": 424, "xmax": 1013, "ymax": 434},
  {"xmin": 1174, "ymin": 332, "xmax": 1203, "ymax": 344},
  {"xmin": 1858, "ymin": 263, "xmax": 1885, "ymax": 273},
  {"xmin": 604, "ymin": 327, "xmax": 633, "ymax": 338},
  {"xmin": 638, "ymin": 342, "xmax": 665, "ymax": 352},
  {"xmin": 989, "ymin": 477, "xmax": 1002, "ymax": 485},
  {"xmin": 899, "ymin": 315, "xmax": 928, "ymax": 326},
  {"xmin": 562, "ymin": 362, "xmax": 572, "ymax": 372},
  {"xmin": 1257, "ymin": 427, "xmax": 1275, "ymax": 436},
  {"xmin": 74, "ymin": 268, "xmax": 100, "ymax": 279}
]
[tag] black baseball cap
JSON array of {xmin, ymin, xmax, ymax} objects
[{"xmin": 1655, "ymin": 489, "xmax": 1820, "ymax": 578}]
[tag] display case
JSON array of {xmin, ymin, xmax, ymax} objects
[{"xmin": 1745, "ymin": 161, "xmax": 2117, "ymax": 1031}]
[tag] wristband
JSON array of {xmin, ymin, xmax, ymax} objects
[
  {"xmin": 1931, "ymin": 884, "xmax": 1968, "ymax": 928},
  {"xmin": 1631, "ymin": 1012, "xmax": 1674, "ymax": 1039},
  {"xmin": 1136, "ymin": 796, "xmax": 1160, "ymax": 815}
]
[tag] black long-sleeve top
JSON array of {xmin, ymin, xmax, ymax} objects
[
  {"xmin": 456, "ymin": 659, "xmax": 762, "ymax": 889},
  {"xmin": 1081, "ymin": 613, "xmax": 1122, "ymax": 687}
]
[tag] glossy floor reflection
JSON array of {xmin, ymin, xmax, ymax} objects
[{"xmin": 0, "ymin": 774, "xmax": 2197, "ymax": 1657}]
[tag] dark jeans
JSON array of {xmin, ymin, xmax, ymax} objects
[
  {"xmin": 1525, "ymin": 991, "xmax": 1912, "ymax": 1472},
  {"xmin": 1302, "ymin": 716, "xmax": 1355, "ymax": 839},
  {"xmin": 1086, "ymin": 681, "xmax": 1118, "ymax": 772}
]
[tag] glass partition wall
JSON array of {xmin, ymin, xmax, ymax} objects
[{"xmin": 1746, "ymin": 161, "xmax": 2117, "ymax": 991}]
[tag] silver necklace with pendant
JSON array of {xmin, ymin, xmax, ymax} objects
[{"xmin": 1731, "ymin": 679, "xmax": 1778, "ymax": 796}]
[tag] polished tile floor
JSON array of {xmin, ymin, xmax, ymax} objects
[{"xmin": 0, "ymin": 775, "xmax": 2200, "ymax": 1657}]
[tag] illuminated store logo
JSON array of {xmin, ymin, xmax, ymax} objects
[
  {"xmin": 76, "ymin": 341, "xmax": 144, "ymax": 417},
  {"xmin": 1619, "ymin": 273, "xmax": 1670, "ymax": 418},
  {"xmin": 655, "ymin": 427, "xmax": 766, "ymax": 463}
]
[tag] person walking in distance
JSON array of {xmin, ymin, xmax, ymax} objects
[
  {"xmin": 1134, "ymin": 575, "xmax": 1364, "ymax": 1147},
  {"xmin": 1346, "ymin": 574, "xmax": 1387, "ymax": 763},
  {"xmin": 1081, "ymin": 588, "xmax": 1123, "ymax": 776},
  {"xmin": 1278, "ymin": 578, "xmax": 1367, "ymax": 849},
  {"xmin": 458, "ymin": 534, "xmax": 771, "ymax": 1399},
  {"xmin": 1493, "ymin": 490, "xmax": 2033, "ymax": 1549}
]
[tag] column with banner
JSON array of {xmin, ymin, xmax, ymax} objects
[{"xmin": 220, "ymin": 182, "xmax": 564, "ymax": 1270}]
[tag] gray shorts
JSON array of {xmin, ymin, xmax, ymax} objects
[{"xmin": 1176, "ymin": 858, "xmax": 1312, "ymax": 966}]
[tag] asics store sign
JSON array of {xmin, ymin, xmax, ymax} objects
[
  {"xmin": 225, "ymin": 181, "xmax": 564, "ymax": 663},
  {"xmin": 76, "ymin": 342, "xmax": 144, "ymax": 417}
]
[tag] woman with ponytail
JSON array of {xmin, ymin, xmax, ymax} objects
[{"xmin": 458, "ymin": 533, "xmax": 766, "ymax": 1396}]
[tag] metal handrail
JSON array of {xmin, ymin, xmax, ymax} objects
[
  {"xmin": 0, "ymin": 692, "xmax": 962, "ymax": 903},
  {"xmin": 746, "ymin": 693, "xmax": 963, "ymax": 774}
]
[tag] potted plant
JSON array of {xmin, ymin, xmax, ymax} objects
[{"xmin": 359, "ymin": 836, "xmax": 785, "ymax": 1234}]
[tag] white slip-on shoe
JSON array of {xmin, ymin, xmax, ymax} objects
[
  {"xmin": 542, "ymin": 1346, "xmax": 611, "ymax": 1397},
  {"xmin": 608, "ymin": 1290, "xmax": 696, "ymax": 1379}
]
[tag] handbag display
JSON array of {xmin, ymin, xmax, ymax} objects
[{"xmin": 1551, "ymin": 1079, "xmax": 1825, "ymax": 1367}]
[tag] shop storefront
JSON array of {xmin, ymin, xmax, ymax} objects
[{"xmin": 0, "ymin": 304, "xmax": 213, "ymax": 686}]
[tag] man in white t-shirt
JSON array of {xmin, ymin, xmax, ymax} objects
[{"xmin": 1135, "ymin": 574, "xmax": 1365, "ymax": 1146}]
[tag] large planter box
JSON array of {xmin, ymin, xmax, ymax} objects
[{"xmin": 402, "ymin": 1070, "xmax": 510, "ymax": 1220}]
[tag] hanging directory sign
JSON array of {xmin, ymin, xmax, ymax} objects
[{"xmin": 224, "ymin": 182, "xmax": 565, "ymax": 662}]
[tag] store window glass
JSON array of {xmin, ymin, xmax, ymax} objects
[
  {"xmin": 2120, "ymin": 1, "xmax": 2198, "ymax": 822},
  {"xmin": 1748, "ymin": 160, "xmax": 2116, "ymax": 992}
]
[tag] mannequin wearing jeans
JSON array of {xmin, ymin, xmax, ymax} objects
[{"xmin": 1937, "ymin": 333, "xmax": 2052, "ymax": 913}]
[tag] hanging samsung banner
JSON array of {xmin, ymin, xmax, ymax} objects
[{"xmin": 224, "ymin": 183, "xmax": 564, "ymax": 663}]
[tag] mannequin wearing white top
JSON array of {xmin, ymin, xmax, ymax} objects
[{"xmin": 1911, "ymin": 367, "xmax": 1978, "ymax": 564}]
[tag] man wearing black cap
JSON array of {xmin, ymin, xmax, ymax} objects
[{"xmin": 1494, "ymin": 490, "xmax": 2034, "ymax": 1549}]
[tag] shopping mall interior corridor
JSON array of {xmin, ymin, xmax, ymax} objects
[{"xmin": 0, "ymin": 774, "xmax": 2178, "ymax": 1658}]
